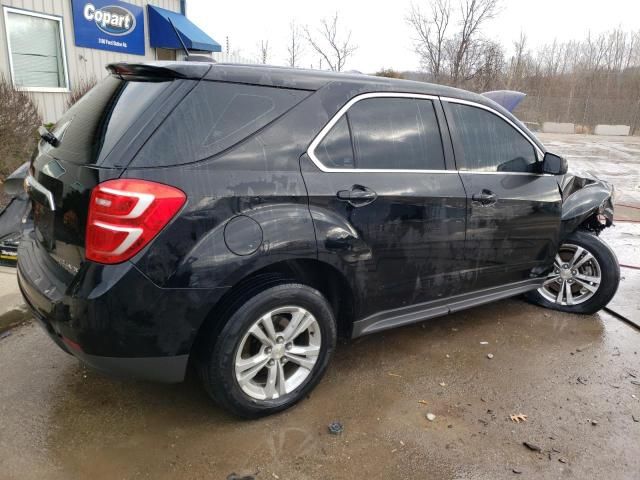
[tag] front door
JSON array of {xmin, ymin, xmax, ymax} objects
[
  {"xmin": 301, "ymin": 94, "xmax": 468, "ymax": 319},
  {"xmin": 443, "ymin": 100, "xmax": 562, "ymax": 290}
]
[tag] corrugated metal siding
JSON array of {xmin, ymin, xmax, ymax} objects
[
  {"xmin": 211, "ymin": 52, "xmax": 257, "ymax": 65},
  {"xmin": 0, "ymin": 0, "xmax": 181, "ymax": 122}
]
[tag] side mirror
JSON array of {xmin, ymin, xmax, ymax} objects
[
  {"xmin": 541, "ymin": 152, "xmax": 568, "ymax": 175},
  {"xmin": 1, "ymin": 162, "xmax": 29, "ymax": 196}
]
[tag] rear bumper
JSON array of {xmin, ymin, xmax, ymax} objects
[
  {"xmin": 18, "ymin": 267, "xmax": 189, "ymax": 382},
  {"xmin": 17, "ymin": 230, "xmax": 227, "ymax": 383},
  {"xmin": 71, "ymin": 349, "xmax": 188, "ymax": 383}
]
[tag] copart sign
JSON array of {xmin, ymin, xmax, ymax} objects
[{"xmin": 71, "ymin": 0, "xmax": 145, "ymax": 55}]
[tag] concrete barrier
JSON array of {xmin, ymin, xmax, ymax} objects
[
  {"xmin": 523, "ymin": 121, "xmax": 540, "ymax": 132},
  {"xmin": 542, "ymin": 122, "xmax": 575, "ymax": 134},
  {"xmin": 594, "ymin": 124, "xmax": 630, "ymax": 136}
]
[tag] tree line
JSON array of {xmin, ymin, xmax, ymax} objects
[
  {"xmin": 234, "ymin": 1, "xmax": 640, "ymax": 132},
  {"xmin": 406, "ymin": 0, "xmax": 640, "ymax": 132}
]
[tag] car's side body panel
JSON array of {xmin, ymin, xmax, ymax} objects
[
  {"xmin": 454, "ymin": 172, "xmax": 562, "ymax": 288},
  {"xmin": 301, "ymin": 155, "xmax": 469, "ymax": 319}
]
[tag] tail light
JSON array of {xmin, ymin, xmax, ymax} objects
[{"xmin": 86, "ymin": 179, "xmax": 186, "ymax": 264}]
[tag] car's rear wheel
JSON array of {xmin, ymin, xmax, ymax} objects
[
  {"xmin": 527, "ymin": 230, "xmax": 619, "ymax": 314},
  {"xmin": 199, "ymin": 283, "xmax": 336, "ymax": 418}
]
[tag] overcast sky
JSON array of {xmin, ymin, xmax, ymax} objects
[{"xmin": 187, "ymin": 0, "xmax": 640, "ymax": 72}]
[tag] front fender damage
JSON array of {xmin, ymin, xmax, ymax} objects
[{"xmin": 559, "ymin": 171, "xmax": 614, "ymax": 240}]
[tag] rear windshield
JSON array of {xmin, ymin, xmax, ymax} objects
[
  {"xmin": 130, "ymin": 81, "xmax": 310, "ymax": 167},
  {"xmin": 45, "ymin": 76, "xmax": 173, "ymax": 165}
]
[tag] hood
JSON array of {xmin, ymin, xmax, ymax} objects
[
  {"xmin": 559, "ymin": 171, "xmax": 614, "ymax": 236},
  {"xmin": 481, "ymin": 90, "xmax": 526, "ymax": 113},
  {"xmin": 559, "ymin": 171, "xmax": 613, "ymax": 201}
]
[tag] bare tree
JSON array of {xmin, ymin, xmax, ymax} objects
[
  {"xmin": 304, "ymin": 13, "xmax": 357, "ymax": 71},
  {"xmin": 451, "ymin": 0, "xmax": 500, "ymax": 83},
  {"xmin": 257, "ymin": 40, "xmax": 270, "ymax": 64},
  {"xmin": 287, "ymin": 21, "xmax": 304, "ymax": 68},
  {"xmin": 507, "ymin": 31, "xmax": 528, "ymax": 88},
  {"xmin": 408, "ymin": 0, "xmax": 499, "ymax": 86},
  {"xmin": 407, "ymin": 0, "xmax": 451, "ymax": 81}
]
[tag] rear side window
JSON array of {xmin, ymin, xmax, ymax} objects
[
  {"xmin": 349, "ymin": 98, "xmax": 444, "ymax": 170},
  {"xmin": 132, "ymin": 81, "xmax": 310, "ymax": 167},
  {"xmin": 46, "ymin": 76, "xmax": 173, "ymax": 165},
  {"xmin": 448, "ymin": 103, "xmax": 537, "ymax": 172},
  {"xmin": 314, "ymin": 97, "xmax": 445, "ymax": 171}
]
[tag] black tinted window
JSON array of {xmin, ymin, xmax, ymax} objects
[
  {"xmin": 347, "ymin": 97, "xmax": 445, "ymax": 170},
  {"xmin": 46, "ymin": 76, "xmax": 172, "ymax": 165},
  {"xmin": 134, "ymin": 81, "xmax": 309, "ymax": 167},
  {"xmin": 315, "ymin": 116, "xmax": 354, "ymax": 168},
  {"xmin": 449, "ymin": 103, "xmax": 537, "ymax": 172}
]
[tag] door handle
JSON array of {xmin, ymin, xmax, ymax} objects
[
  {"xmin": 337, "ymin": 185, "xmax": 377, "ymax": 207},
  {"xmin": 472, "ymin": 189, "xmax": 497, "ymax": 206}
]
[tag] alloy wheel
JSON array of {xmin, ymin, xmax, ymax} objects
[
  {"xmin": 538, "ymin": 243, "xmax": 602, "ymax": 306},
  {"xmin": 234, "ymin": 306, "xmax": 322, "ymax": 400}
]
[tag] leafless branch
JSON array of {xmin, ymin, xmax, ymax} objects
[
  {"xmin": 287, "ymin": 21, "xmax": 304, "ymax": 68},
  {"xmin": 304, "ymin": 13, "xmax": 357, "ymax": 71}
]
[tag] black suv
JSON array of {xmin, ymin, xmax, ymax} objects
[{"xmin": 16, "ymin": 62, "xmax": 618, "ymax": 417}]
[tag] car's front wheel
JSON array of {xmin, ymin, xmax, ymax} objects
[
  {"xmin": 527, "ymin": 230, "xmax": 620, "ymax": 314},
  {"xmin": 199, "ymin": 283, "xmax": 337, "ymax": 418}
]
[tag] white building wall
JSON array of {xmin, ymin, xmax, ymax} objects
[{"xmin": 0, "ymin": 0, "xmax": 181, "ymax": 122}]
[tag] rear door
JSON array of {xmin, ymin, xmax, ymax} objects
[
  {"xmin": 301, "ymin": 94, "xmax": 468, "ymax": 318},
  {"xmin": 442, "ymin": 99, "xmax": 562, "ymax": 289}
]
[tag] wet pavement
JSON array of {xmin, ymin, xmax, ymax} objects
[
  {"xmin": 1, "ymin": 302, "xmax": 639, "ymax": 479},
  {"xmin": 538, "ymin": 133, "xmax": 640, "ymax": 206},
  {"xmin": 1, "ymin": 134, "xmax": 639, "ymax": 480}
]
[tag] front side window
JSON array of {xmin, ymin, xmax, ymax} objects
[
  {"xmin": 448, "ymin": 103, "xmax": 537, "ymax": 173},
  {"xmin": 314, "ymin": 96, "xmax": 445, "ymax": 171},
  {"xmin": 3, "ymin": 8, "xmax": 68, "ymax": 90}
]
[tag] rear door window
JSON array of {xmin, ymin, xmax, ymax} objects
[
  {"xmin": 447, "ymin": 103, "xmax": 538, "ymax": 172},
  {"xmin": 314, "ymin": 116, "xmax": 355, "ymax": 169},
  {"xmin": 348, "ymin": 97, "xmax": 445, "ymax": 170},
  {"xmin": 132, "ymin": 81, "xmax": 310, "ymax": 167},
  {"xmin": 313, "ymin": 97, "xmax": 445, "ymax": 171}
]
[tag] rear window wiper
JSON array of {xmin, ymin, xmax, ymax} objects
[{"xmin": 38, "ymin": 126, "xmax": 60, "ymax": 147}]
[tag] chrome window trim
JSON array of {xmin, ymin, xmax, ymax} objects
[
  {"xmin": 307, "ymin": 92, "xmax": 550, "ymax": 176},
  {"xmin": 306, "ymin": 92, "xmax": 454, "ymax": 174},
  {"xmin": 440, "ymin": 96, "xmax": 544, "ymax": 160}
]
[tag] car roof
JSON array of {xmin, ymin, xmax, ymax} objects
[
  {"xmin": 204, "ymin": 63, "xmax": 482, "ymax": 99},
  {"xmin": 110, "ymin": 61, "xmax": 483, "ymax": 101},
  {"xmin": 108, "ymin": 61, "xmax": 545, "ymax": 152}
]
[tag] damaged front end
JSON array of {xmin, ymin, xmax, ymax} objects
[{"xmin": 559, "ymin": 171, "xmax": 614, "ymax": 240}]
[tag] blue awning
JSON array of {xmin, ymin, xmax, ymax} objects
[{"xmin": 148, "ymin": 5, "xmax": 221, "ymax": 52}]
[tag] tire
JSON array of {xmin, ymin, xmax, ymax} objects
[
  {"xmin": 526, "ymin": 230, "xmax": 620, "ymax": 314},
  {"xmin": 199, "ymin": 282, "xmax": 337, "ymax": 418}
]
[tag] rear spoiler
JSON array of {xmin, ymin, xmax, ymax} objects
[
  {"xmin": 481, "ymin": 90, "xmax": 526, "ymax": 113},
  {"xmin": 106, "ymin": 62, "xmax": 211, "ymax": 80}
]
